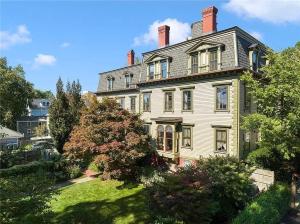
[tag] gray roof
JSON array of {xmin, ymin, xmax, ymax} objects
[{"xmin": 0, "ymin": 126, "xmax": 24, "ymax": 139}]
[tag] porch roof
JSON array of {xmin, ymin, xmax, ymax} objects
[{"xmin": 150, "ymin": 117, "xmax": 183, "ymax": 123}]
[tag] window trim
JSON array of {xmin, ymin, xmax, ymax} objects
[
  {"xmin": 130, "ymin": 96, "xmax": 136, "ymax": 112},
  {"xmin": 182, "ymin": 126, "xmax": 192, "ymax": 149},
  {"xmin": 164, "ymin": 91, "xmax": 174, "ymax": 112},
  {"xmin": 147, "ymin": 58, "xmax": 170, "ymax": 80},
  {"xmin": 215, "ymin": 85, "xmax": 230, "ymax": 112},
  {"xmin": 143, "ymin": 92, "xmax": 151, "ymax": 112},
  {"xmin": 107, "ymin": 77, "xmax": 114, "ymax": 91},
  {"xmin": 181, "ymin": 89, "xmax": 193, "ymax": 112},
  {"xmin": 118, "ymin": 97, "xmax": 125, "ymax": 109},
  {"xmin": 157, "ymin": 125, "xmax": 164, "ymax": 151},
  {"xmin": 165, "ymin": 125, "xmax": 173, "ymax": 152},
  {"xmin": 125, "ymin": 74, "xmax": 133, "ymax": 89},
  {"xmin": 214, "ymin": 128, "xmax": 229, "ymax": 154}
]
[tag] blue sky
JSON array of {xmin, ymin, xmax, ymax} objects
[{"xmin": 1, "ymin": 0, "xmax": 300, "ymax": 93}]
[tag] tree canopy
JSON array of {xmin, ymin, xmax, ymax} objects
[
  {"xmin": 242, "ymin": 42, "xmax": 300, "ymax": 180},
  {"xmin": 0, "ymin": 58, "xmax": 34, "ymax": 129}
]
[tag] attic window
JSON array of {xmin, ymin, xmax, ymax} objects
[
  {"xmin": 107, "ymin": 77, "xmax": 114, "ymax": 91},
  {"xmin": 125, "ymin": 73, "xmax": 133, "ymax": 88},
  {"xmin": 145, "ymin": 54, "xmax": 171, "ymax": 80}
]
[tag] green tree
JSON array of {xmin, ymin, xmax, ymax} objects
[
  {"xmin": 49, "ymin": 78, "xmax": 83, "ymax": 154},
  {"xmin": 242, "ymin": 42, "xmax": 300, "ymax": 180},
  {"xmin": 34, "ymin": 123, "xmax": 48, "ymax": 137},
  {"xmin": 0, "ymin": 170, "xmax": 57, "ymax": 224},
  {"xmin": 49, "ymin": 78, "xmax": 73, "ymax": 153},
  {"xmin": 0, "ymin": 58, "xmax": 33, "ymax": 129},
  {"xmin": 33, "ymin": 89, "xmax": 54, "ymax": 99}
]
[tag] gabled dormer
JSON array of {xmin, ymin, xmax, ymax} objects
[
  {"xmin": 186, "ymin": 41, "xmax": 224, "ymax": 75},
  {"xmin": 144, "ymin": 53, "xmax": 172, "ymax": 81}
]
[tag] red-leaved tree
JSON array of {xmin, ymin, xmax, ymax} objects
[{"xmin": 64, "ymin": 94, "xmax": 151, "ymax": 180}]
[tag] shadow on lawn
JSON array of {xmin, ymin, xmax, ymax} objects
[{"xmin": 51, "ymin": 188, "xmax": 150, "ymax": 224}]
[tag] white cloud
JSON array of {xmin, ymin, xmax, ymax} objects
[
  {"xmin": 224, "ymin": 0, "xmax": 300, "ymax": 24},
  {"xmin": 249, "ymin": 31, "xmax": 263, "ymax": 41},
  {"xmin": 34, "ymin": 54, "xmax": 56, "ymax": 67},
  {"xmin": 0, "ymin": 25, "xmax": 31, "ymax": 49},
  {"xmin": 133, "ymin": 18, "xmax": 190, "ymax": 46},
  {"xmin": 60, "ymin": 42, "xmax": 70, "ymax": 48}
]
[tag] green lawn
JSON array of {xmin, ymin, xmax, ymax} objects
[{"xmin": 49, "ymin": 179, "xmax": 150, "ymax": 224}]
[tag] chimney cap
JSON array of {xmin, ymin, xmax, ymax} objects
[
  {"xmin": 158, "ymin": 25, "xmax": 170, "ymax": 32},
  {"xmin": 202, "ymin": 6, "xmax": 218, "ymax": 15}
]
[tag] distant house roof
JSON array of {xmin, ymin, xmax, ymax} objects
[{"xmin": 0, "ymin": 126, "xmax": 24, "ymax": 139}]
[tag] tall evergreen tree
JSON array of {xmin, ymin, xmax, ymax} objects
[
  {"xmin": 49, "ymin": 78, "xmax": 73, "ymax": 153},
  {"xmin": 49, "ymin": 78, "xmax": 83, "ymax": 153}
]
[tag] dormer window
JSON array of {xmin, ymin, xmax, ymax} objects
[
  {"xmin": 186, "ymin": 41, "xmax": 223, "ymax": 75},
  {"xmin": 145, "ymin": 54, "xmax": 171, "ymax": 80},
  {"xmin": 149, "ymin": 63, "xmax": 155, "ymax": 80},
  {"xmin": 107, "ymin": 77, "xmax": 114, "ymax": 91},
  {"xmin": 248, "ymin": 43, "xmax": 264, "ymax": 72},
  {"xmin": 125, "ymin": 73, "xmax": 133, "ymax": 88},
  {"xmin": 252, "ymin": 50, "xmax": 258, "ymax": 72}
]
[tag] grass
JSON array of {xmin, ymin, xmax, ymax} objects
[{"xmin": 49, "ymin": 179, "xmax": 150, "ymax": 224}]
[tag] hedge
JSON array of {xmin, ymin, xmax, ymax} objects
[
  {"xmin": 0, "ymin": 160, "xmax": 54, "ymax": 178},
  {"xmin": 232, "ymin": 183, "xmax": 290, "ymax": 224}
]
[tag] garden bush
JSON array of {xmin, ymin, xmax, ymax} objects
[
  {"xmin": 232, "ymin": 183, "xmax": 290, "ymax": 224},
  {"xmin": 146, "ymin": 166, "xmax": 218, "ymax": 224},
  {"xmin": 0, "ymin": 160, "xmax": 54, "ymax": 178},
  {"xmin": 0, "ymin": 170, "xmax": 57, "ymax": 224},
  {"xmin": 197, "ymin": 156, "xmax": 255, "ymax": 222},
  {"xmin": 66, "ymin": 164, "xmax": 82, "ymax": 179}
]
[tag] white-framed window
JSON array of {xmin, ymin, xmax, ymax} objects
[
  {"xmin": 147, "ymin": 59, "xmax": 169, "ymax": 80},
  {"xmin": 143, "ymin": 124, "xmax": 151, "ymax": 135},
  {"xmin": 164, "ymin": 91, "xmax": 173, "ymax": 112},
  {"xmin": 182, "ymin": 126, "xmax": 192, "ymax": 148},
  {"xmin": 125, "ymin": 74, "xmax": 133, "ymax": 88},
  {"xmin": 148, "ymin": 63, "xmax": 155, "ymax": 80},
  {"xmin": 216, "ymin": 86, "xmax": 228, "ymax": 111},
  {"xmin": 143, "ymin": 93, "xmax": 151, "ymax": 112},
  {"xmin": 130, "ymin": 96, "xmax": 136, "ymax": 112},
  {"xmin": 157, "ymin": 125, "xmax": 164, "ymax": 150},
  {"xmin": 191, "ymin": 52, "xmax": 198, "ymax": 74},
  {"xmin": 107, "ymin": 77, "xmax": 114, "ymax": 91},
  {"xmin": 182, "ymin": 90, "xmax": 193, "ymax": 111},
  {"xmin": 215, "ymin": 129, "xmax": 228, "ymax": 152},
  {"xmin": 209, "ymin": 48, "xmax": 218, "ymax": 71},
  {"xmin": 27, "ymin": 129, "xmax": 31, "ymax": 135},
  {"xmin": 165, "ymin": 125, "xmax": 173, "ymax": 152},
  {"xmin": 118, "ymin": 97, "xmax": 125, "ymax": 109}
]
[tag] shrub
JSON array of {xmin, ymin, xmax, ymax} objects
[
  {"xmin": 0, "ymin": 170, "xmax": 57, "ymax": 224},
  {"xmin": 146, "ymin": 166, "xmax": 218, "ymax": 224},
  {"xmin": 66, "ymin": 164, "xmax": 82, "ymax": 179},
  {"xmin": 197, "ymin": 156, "xmax": 255, "ymax": 222},
  {"xmin": 88, "ymin": 161, "xmax": 101, "ymax": 173},
  {"xmin": 0, "ymin": 161, "xmax": 54, "ymax": 178},
  {"xmin": 232, "ymin": 183, "xmax": 290, "ymax": 224}
]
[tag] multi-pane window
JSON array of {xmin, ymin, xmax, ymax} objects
[
  {"xmin": 143, "ymin": 93, "xmax": 151, "ymax": 112},
  {"xmin": 164, "ymin": 92, "xmax": 173, "ymax": 111},
  {"xmin": 199, "ymin": 51, "xmax": 207, "ymax": 72},
  {"xmin": 182, "ymin": 90, "xmax": 192, "ymax": 111},
  {"xmin": 209, "ymin": 48, "xmax": 218, "ymax": 71},
  {"xmin": 165, "ymin": 125, "xmax": 173, "ymax": 151},
  {"xmin": 118, "ymin": 97, "xmax": 125, "ymax": 109},
  {"xmin": 157, "ymin": 125, "xmax": 164, "ymax": 150},
  {"xmin": 182, "ymin": 127, "xmax": 192, "ymax": 147},
  {"xmin": 191, "ymin": 52, "xmax": 198, "ymax": 74},
  {"xmin": 216, "ymin": 129, "xmax": 227, "ymax": 152},
  {"xmin": 216, "ymin": 86, "xmax": 228, "ymax": 110},
  {"xmin": 130, "ymin": 97, "xmax": 136, "ymax": 112},
  {"xmin": 125, "ymin": 74, "xmax": 132, "ymax": 88},
  {"xmin": 107, "ymin": 78, "xmax": 114, "ymax": 91},
  {"xmin": 143, "ymin": 124, "xmax": 151, "ymax": 135},
  {"xmin": 161, "ymin": 60, "xmax": 167, "ymax": 78},
  {"xmin": 149, "ymin": 63, "xmax": 154, "ymax": 80}
]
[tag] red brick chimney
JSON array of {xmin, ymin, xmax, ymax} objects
[
  {"xmin": 158, "ymin": 25, "xmax": 170, "ymax": 48},
  {"xmin": 202, "ymin": 6, "xmax": 218, "ymax": 34},
  {"xmin": 127, "ymin": 50, "xmax": 135, "ymax": 66}
]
